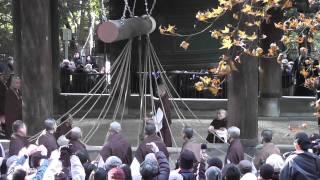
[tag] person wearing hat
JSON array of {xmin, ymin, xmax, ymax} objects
[
  {"xmin": 99, "ymin": 121, "xmax": 132, "ymax": 165},
  {"xmin": 280, "ymin": 132, "xmax": 320, "ymax": 180},
  {"xmin": 253, "ymin": 129, "xmax": 280, "ymax": 169},
  {"xmin": 37, "ymin": 118, "xmax": 59, "ymax": 157}
]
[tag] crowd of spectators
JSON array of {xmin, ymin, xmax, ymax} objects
[
  {"xmin": 0, "ymin": 117, "xmax": 318, "ymax": 180},
  {"xmin": 60, "ymin": 52, "xmax": 104, "ymax": 93}
]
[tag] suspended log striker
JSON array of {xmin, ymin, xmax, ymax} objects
[{"xmin": 97, "ymin": 15, "xmax": 156, "ymax": 43}]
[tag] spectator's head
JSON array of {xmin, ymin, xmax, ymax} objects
[
  {"xmin": 300, "ymin": 47, "xmax": 308, "ymax": 56},
  {"xmin": 10, "ymin": 76, "xmax": 21, "ymax": 90},
  {"xmin": 179, "ymin": 149, "xmax": 195, "ymax": 170},
  {"xmin": 169, "ymin": 171, "xmax": 183, "ymax": 180},
  {"xmin": 105, "ymin": 156, "xmax": 122, "ymax": 171},
  {"xmin": 108, "ymin": 167, "xmax": 125, "ymax": 180},
  {"xmin": 120, "ymin": 164, "xmax": 132, "ymax": 180},
  {"xmin": 94, "ymin": 168, "xmax": 107, "ymax": 180},
  {"xmin": 12, "ymin": 168, "xmax": 26, "ymax": 180},
  {"xmin": 54, "ymin": 172, "xmax": 68, "ymax": 180},
  {"xmin": 261, "ymin": 129, "xmax": 273, "ymax": 143},
  {"xmin": 74, "ymin": 52, "xmax": 80, "ymax": 59},
  {"xmin": 259, "ymin": 164, "xmax": 274, "ymax": 180},
  {"xmin": 222, "ymin": 164, "xmax": 241, "ymax": 180},
  {"xmin": 217, "ymin": 109, "xmax": 227, "ymax": 120},
  {"xmin": 75, "ymin": 150, "xmax": 90, "ymax": 164},
  {"xmin": 57, "ymin": 135, "xmax": 70, "ymax": 147},
  {"xmin": 69, "ymin": 127, "xmax": 82, "ymax": 141},
  {"xmin": 309, "ymin": 133, "xmax": 320, "ymax": 142},
  {"xmin": 144, "ymin": 123, "xmax": 156, "ymax": 136},
  {"xmin": 29, "ymin": 151, "xmax": 45, "ymax": 169},
  {"xmin": 12, "ymin": 120, "xmax": 27, "ymax": 137},
  {"xmin": 265, "ymin": 154, "xmax": 284, "ymax": 173},
  {"xmin": 207, "ymin": 157, "xmax": 223, "ymax": 169},
  {"xmin": 205, "ymin": 166, "xmax": 222, "ymax": 180},
  {"xmin": 182, "ymin": 127, "xmax": 193, "ymax": 140},
  {"xmin": 227, "ymin": 126, "xmax": 240, "ymax": 143},
  {"xmin": 294, "ymin": 132, "xmax": 311, "ymax": 151},
  {"xmin": 44, "ymin": 118, "xmax": 56, "ymax": 132},
  {"xmin": 109, "ymin": 121, "xmax": 122, "ymax": 134},
  {"xmin": 83, "ymin": 163, "xmax": 97, "ymax": 180},
  {"xmin": 238, "ymin": 160, "xmax": 252, "ymax": 175},
  {"xmin": 62, "ymin": 59, "xmax": 70, "ymax": 66},
  {"xmin": 140, "ymin": 153, "xmax": 159, "ymax": 179}
]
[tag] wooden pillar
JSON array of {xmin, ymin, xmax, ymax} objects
[
  {"xmin": 227, "ymin": 55, "xmax": 259, "ymax": 145},
  {"xmin": 259, "ymin": 58, "xmax": 281, "ymax": 117},
  {"xmin": 17, "ymin": 0, "xmax": 54, "ymax": 134}
]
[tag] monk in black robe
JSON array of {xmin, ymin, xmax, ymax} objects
[
  {"xmin": 37, "ymin": 118, "xmax": 58, "ymax": 157},
  {"xmin": 206, "ymin": 109, "xmax": 228, "ymax": 143},
  {"xmin": 9, "ymin": 120, "xmax": 29, "ymax": 156},
  {"xmin": 4, "ymin": 77, "xmax": 22, "ymax": 138},
  {"xmin": 135, "ymin": 123, "xmax": 169, "ymax": 163},
  {"xmin": 100, "ymin": 122, "xmax": 132, "ymax": 165},
  {"xmin": 69, "ymin": 127, "xmax": 88, "ymax": 155},
  {"xmin": 156, "ymin": 83, "xmax": 172, "ymax": 147}
]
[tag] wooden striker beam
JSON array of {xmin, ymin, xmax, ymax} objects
[{"xmin": 97, "ymin": 15, "xmax": 156, "ymax": 43}]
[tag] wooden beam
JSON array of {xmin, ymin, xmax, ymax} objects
[{"xmin": 97, "ymin": 15, "xmax": 156, "ymax": 43}]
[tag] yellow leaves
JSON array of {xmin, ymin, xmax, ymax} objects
[
  {"xmin": 195, "ymin": 82, "xmax": 205, "ymax": 92},
  {"xmin": 211, "ymin": 30, "xmax": 222, "ymax": 39},
  {"xmin": 282, "ymin": 0, "xmax": 292, "ymax": 9},
  {"xmin": 254, "ymin": 47, "xmax": 264, "ymax": 56},
  {"xmin": 267, "ymin": 43, "xmax": 279, "ymax": 57},
  {"xmin": 159, "ymin": 25, "xmax": 176, "ymax": 34},
  {"xmin": 241, "ymin": 4, "xmax": 252, "ymax": 13},
  {"xmin": 300, "ymin": 68, "xmax": 309, "ymax": 78},
  {"xmin": 237, "ymin": 30, "xmax": 257, "ymax": 41},
  {"xmin": 274, "ymin": 22, "xmax": 284, "ymax": 30},
  {"xmin": 238, "ymin": 30, "xmax": 247, "ymax": 39},
  {"xmin": 247, "ymin": 32, "xmax": 257, "ymax": 41},
  {"xmin": 200, "ymin": 76, "xmax": 212, "ymax": 85},
  {"xmin": 245, "ymin": 21, "xmax": 261, "ymax": 27},
  {"xmin": 219, "ymin": 36, "xmax": 233, "ymax": 49},
  {"xmin": 196, "ymin": 7, "xmax": 225, "ymax": 22},
  {"xmin": 281, "ymin": 35, "xmax": 289, "ymax": 44},
  {"xmin": 233, "ymin": 13, "xmax": 239, "ymax": 20},
  {"xmin": 180, "ymin": 41, "xmax": 190, "ymax": 50},
  {"xmin": 221, "ymin": 26, "xmax": 230, "ymax": 34}
]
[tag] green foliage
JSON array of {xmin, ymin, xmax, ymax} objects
[{"xmin": 0, "ymin": 0, "xmax": 13, "ymax": 54}]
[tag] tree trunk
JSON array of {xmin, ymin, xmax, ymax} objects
[{"xmin": 18, "ymin": 0, "xmax": 54, "ymax": 134}]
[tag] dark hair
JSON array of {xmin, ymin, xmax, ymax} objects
[
  {"xmin": 183, "ymin": 127, "xmax": 193, "ymax": 139},
  {"xmin": 12, "ymin": 120, "xmax": 25, "ymax": 133},
  {"xmin": 12, "ymin": 169, "xmax": 27, "ymax": 180},
  {"xmin": 144, "ymin": 123, "xmax": 156, "ymax": 136},
  {"xmin": 120, "ymin": 164, "xmax": 132, "ymax": 180},
  {"xmin": 44, "ymin": 118, "xmax": 56, "ymax": 131},
  {"xmin": 224, "ymin": 165, "xmax": 241, "ymax": 180},
  {"xmin": 261, "ymin": 129, "xmax": 273, "ymax": 143},
  {"xmin": 207, "ymin": 157, "xmax": 223, "ymax": 169},
  {"xmin": 260, "ymin": 164, "xmax": 274, "ymax": 179},
  {"xmin": 75, "ymin": 150, "xmax": 90, "ymax": 164},
  {"xmin": 83, "ymin": 163, "xmax": 97, "ymax": 180},
  {"xmin": 94, "ymin": 168, "xmax": 107, "ymax": 180}
]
